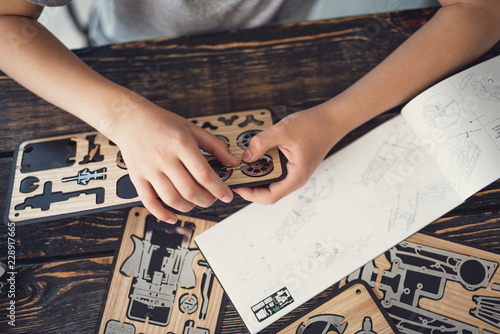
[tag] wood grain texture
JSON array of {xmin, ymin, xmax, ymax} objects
[
  {"xmin": 341, "ymin": 232, "xmax": 500, "ymax": 334},
  {"xmin": 98, "ymin": 208, "xmax": 226, "ymax": 334},
  {"xmin": 276, "ymin": 282, "xmax": 396, "ymax": 333},
  {"xmin": 0, "ymin": 8, "xmax": 499, "ymax": 334}
]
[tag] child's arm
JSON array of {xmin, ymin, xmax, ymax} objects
[
  {"xmin": 0, "ymin": 1, "xmax": 238, "ymax": 223},
  {"xmin": 236, "ymin": 0, "xmax": 500, "ymax": 204}
]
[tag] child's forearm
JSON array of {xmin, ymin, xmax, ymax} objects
[
  {"xmin": 323, "ymin": 0, "xmax": 500, "ymax": 140},
  {"xmin": 0, "ymin": 13, "xmax": 136, "ymax": 140}
]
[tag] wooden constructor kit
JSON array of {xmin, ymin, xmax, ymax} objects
[
  {"xmin": 275, "ymin": 280, "xmax": 398, "ymax": 333},
  {"xmin": 343, "ymin": 232, "xmax": 500, "ymax": 334},
  {"xmin": 4, "ymin": 109, "xmax": 286, "ymax": 225},
  {"xmin": 97, "ymin": 208, "xmax": 226, "ymax": 334}
]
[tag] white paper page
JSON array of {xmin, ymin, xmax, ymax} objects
[
  {"xmin": 195, "ymin": 115, "xmax": 463, "ymax": 333},
  {"xmin": 402, "ymin": 55, "xmax": 500, "ymax": 199}
]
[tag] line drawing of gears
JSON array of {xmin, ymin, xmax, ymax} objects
[
  {"xmin": 116, "ymin": 151, "xmax": 127, "ymax": 169},
  {"xmin": 209, "ymin": 159, "xmax": 233, "ymax": 181},
  {"xmin": 237, "ymin": 130, "xmax": 261, "ymax": 150},
  {"xmin": 240, "ymin": 155, "xmax": 274, "ymax": 177},
  {"xmin": 179, "ymin": 293, "xmax": 198, "ymax": 314},
  {"xmin": 201, "ymin": 135, "xmax": 229, "ymax": 156}
]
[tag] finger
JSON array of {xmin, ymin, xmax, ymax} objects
[
  {"xmin": 234, "ymin": 177, "xmax": 292, "ymax": 205},
  {"xmin": 165, "ymin": 159, "xmax": 220, "ymax": 208},
  {"xmin": 179, "ymin": 146, "xmax": 235, "ymax": 204},
  {"xmin": 194, "ymin": 127, "xmax": 239, "ymax": 167},
  {"xmin": 234, "ymin": 162, "xmax": 308, "ymax": 204},
  {"xmin": 150, "ymin": 172, "xmax": 198, "ymax": 212},
  {"xmin": 242, "ymin": 126, "xmax": 281, "ymax": 163},
  {"xmin": 132, "ymin": 176, "xmax": 179, "ymax": 224}
]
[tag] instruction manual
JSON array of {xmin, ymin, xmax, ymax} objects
[{"xmin": 195, "ymin": 55, "xmax": 500, "ymax": 333}]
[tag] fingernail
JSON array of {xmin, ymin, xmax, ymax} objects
[
  {"xmin": 221, "ymin": 194, "xmax": 232, "ymax": 203},
  {"xmin": 166, "ymin": 218, "xmax": 177, "ymax": 224},
  {"xmin": 242, "ymin": 149, "xmax": 252, "ymax": 162}
]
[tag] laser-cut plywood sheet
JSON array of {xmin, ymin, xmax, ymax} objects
[
  {"xmin": 343, "ymin": 232, "xmax": 500, "ymax": 334},
  {"xmin": 275, "ymin": 281, "xmax": 397, "ymax": 334},
  {"xmin": 5, "ymin": 109, "xmax": 286, "ymax": 225},
  {"xmin": 97, "ymin": 208, "xmax": 226, "ymax": 334}
]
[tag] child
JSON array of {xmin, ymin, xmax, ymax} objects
[{"xmin": 1, "ymin": 0, "xmax": 499, "ymax": 223}]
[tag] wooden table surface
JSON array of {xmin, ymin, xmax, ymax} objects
[{"xmin": 1, "ymin": 8, "xmax": 499, "ymax": 334}]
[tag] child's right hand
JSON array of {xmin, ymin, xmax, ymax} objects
[{"xmin": 108, "ymin": 97, "xmax": 239, "ymax": 223}]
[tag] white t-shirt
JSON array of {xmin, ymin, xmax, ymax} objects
[{"xmin": 30, "ymin": 0, "xmax": 316, "ymax": 46}]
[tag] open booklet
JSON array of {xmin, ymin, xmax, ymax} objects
[{"xmin": 195, "ymin": 55, "xmax": 500, "ymax": 333}]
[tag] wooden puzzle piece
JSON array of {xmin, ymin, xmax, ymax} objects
[
  {"xmin": 276, "ymin": 281, "xmax": 397, "ymax": 333},
  {"xmin": 6, "ymin": 109, "xmax": 286, "ymax": 224},
  {"xmin": 119, "ymin": 217, "xmax": 198, "ymax": 326},
  {"xmin": 61, "ymin": 167, "xmax": 107, "ymax": 185},
  {"xmin": 104, "ymin": 320, "xmax": 135, "ymax": 334},
  {"xmin": 97, "ymin": 208, "xmax": 226, "ymax": 334},
  {"xmin": 296, "ymin": 314, "xmax": 347, "ymax": 334},
  {"xmin": 345, "ymin": 233, "xmax": 500, "ymax": 334}
]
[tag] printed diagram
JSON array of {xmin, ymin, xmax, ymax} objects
[
  {"xmin": 459, "ymin": 72, "xmax": 500, "ymax": 102},
  {"xmin": 456, "ymin": 71, "xmax": 500, "ymax": 150},
  {"xmin": 348, "ymin": 240, "xmax": 500, "ymax": 334},
  {"xmin": 360, "ymin": 121, "xmax": 445, "ymax": 231},
  {"xmin": 422, "ymin": 94, "xmax": 460, "ymax": 129},
  {"xmin": 361, "ymin": 121, "xmax": 426, "ymax": 188},
  {"xmin": 371, "ymin": 181, "xmax": 451, "ymax": 232},
  {"xmin": 251, "ymin": 287, "xmax": 294, "ymax": 323},
  {"xmin": 447, "ymin": 136, "xmax": 481, "ymax": 192},
  {"xmin": 290, "ymin": 235, "xmax": 373, "ymax": 272},
  {"xmin": 273, "ymin": 177, "xmax": 335, "ymax": 242}
]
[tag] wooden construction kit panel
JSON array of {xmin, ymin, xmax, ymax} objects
[
  {"xmin": 4, "ymin": 109, "xmax": 286, "ymax": 225},
  {"xmin": 276, "ymin": 281, "xmax": 397, "ymax": 333},
  {"xmin": 343, "ymin": 232, "xmax": 500, "ymax": 334},
  {"xmin": 97, "ymin": 208, "xmax": 226, "ymax": 334}
]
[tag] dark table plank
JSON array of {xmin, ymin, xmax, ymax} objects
[{"xmin": 1, "ymin": 8, "xmax": 499, "ymax": 333}]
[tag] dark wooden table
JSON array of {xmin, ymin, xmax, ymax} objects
[{"xmin": 1, "ymin": 8, "xmax": 499, "ymax": 334}]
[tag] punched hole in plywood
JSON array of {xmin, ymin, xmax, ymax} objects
[
  {"xmin": 201, "ymin": 121, "xmax": 218, "ymax": 131},
  {"xmin": 218, "ymin": 115, "xmax": 239, "ymax": 125},
  {"xmin": 238, "ymin": 115, "xmax": 264, "ymax": 127}
]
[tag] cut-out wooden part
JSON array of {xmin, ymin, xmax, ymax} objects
[
  {"xmin": 341, "ymin": 232, "xmax": 500, "ymax": 334},
  {"xmin": 97, "ymin": 208, "xmax": 226, "ymax": 334},
  {"xmin": 276, "ymin": 281, "xmax": 397, "ymax": 333},
  {"xmin": 5, "ymin": 109, "xmax": 286, "ymax": 225}
]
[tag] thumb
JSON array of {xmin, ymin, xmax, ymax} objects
[
  {"xmin": 242, "ymin": 127, "xmax": 279, "ymax": 163},
  {"xmin": 197, "ymin": 129, "xmax": 239, "ymax": 166}
]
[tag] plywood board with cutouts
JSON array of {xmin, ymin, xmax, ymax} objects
[
  {"xmin": 5, "ymin": 109, "xmax": 286, "ymax": 225},
  {"xmin": 276, "ymin": 281, "xmax": 397, "ymax": 333},
  {"xmin": 97, "ymin": 208, "xmax": 226, "ymax": 334},
  {"xmin": 343, "ymin": 232, "xmax": 500, "ymax": 334}
]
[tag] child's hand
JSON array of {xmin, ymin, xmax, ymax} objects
[
  {"xmin": 111, "ymin": 99, "xmax": 239, "ymax": 223},
  {"xmin": 234, "ymin": 104, "xmax": 345, "ymax": 204}
]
